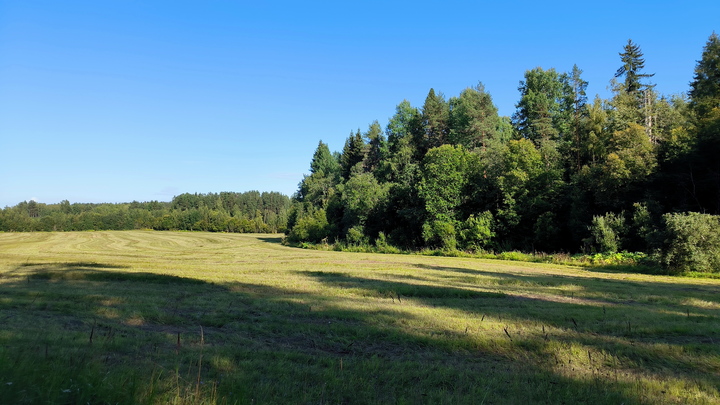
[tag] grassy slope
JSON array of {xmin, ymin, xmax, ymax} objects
[{"xmin": 0, "ymin": 231, "xmax": 718, "ymax": 404}]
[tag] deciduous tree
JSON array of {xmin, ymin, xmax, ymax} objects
[{"xmin": 449, "ymin": 83, "xmax": 500, "ymax": 149}]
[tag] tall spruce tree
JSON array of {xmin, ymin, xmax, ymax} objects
[
  {"xmin": 613, "ymin": 40, "xmax": 656, "ymax": 133},
  {"xmin": 689, "ymin": 32, "xmax": 720, "ymax": 120},
  {"xmin": 569, "ymin": 65, "xmax": 589, "ymax": 171},
  {"xmin": 615, "ymin": 39, "xmax": 655, "ymax": 95},
  {"xmin": 310, "ymin": 141, "xmax": 339, "ymax": 177},
  {"xmin": 340, "ymin": 129, "xmax": 366, "ymax": 180},
  {"xmin": 422, "ymin": 88, "xmax": 450, "ymax": 151},
  {"xmin": 363, "ymin": 121, "xmax": 386, "ymax": 174},
  {"xmin": 298, "ymin": 142, "xmax": 340, "ymax": 209},
  {"xmin": 688, "ymin": 32, "xmax": 720, "ymax": 213}
]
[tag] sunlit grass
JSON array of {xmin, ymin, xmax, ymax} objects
[{"xmin": 1, "ymin": 231, "xmax": 719, "ymax": 404}]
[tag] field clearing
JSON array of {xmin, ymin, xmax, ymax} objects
[{"xmin": 0, "ymin": 231, "xmax": 719, "ymax": 404}]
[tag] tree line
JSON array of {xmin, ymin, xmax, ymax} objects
[
  {"xmin": 286, "ymin": 34, "xmax": 720, "ymax": 273},
  {"xmin": 0, "ymin": 191, "xmax": 291, "ymax": 233}
]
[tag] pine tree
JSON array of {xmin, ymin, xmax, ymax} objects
[
  {"xmin": 615, "ymin": 39, "xmax": 654, "ymax": 95},
  {"xmin": 689, "ymin": 32, "xmax": 720, "ymax": 119},
  {"xmin": 298, "ymin": 142, "xmax": 341, "ymax": 209},
  {"xmin": 688, "ymin": 33, "xmax": 720, "ymax": 213},
  {"xmin": 363, "ymin": 121, "xmax": 385, "ymax": 173},
  {"xmin": 340, "ymin": 129, "xmax": 366, "ymax": 180},
  {"xmin": 310, "ymin": 141, "xmax": 339, "ymax": 177},
  {"xmin": 569, "ymin": 65, "xmax": 589, "ymax": 171},
  {"xmin": 612, "ymin": 40, "xmax": 656, "ymax": 136},
  {"xmin": 422, "ymin": 88, "xmax": 450, "ymax": 151},
  {"xmin": 512, "ymin": 67, "xmax": 573, "ymax": 144}
]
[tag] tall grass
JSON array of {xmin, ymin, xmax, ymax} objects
[{"xmin": 296, "ymin": 238, "xmax": 666, "ymax": 274}]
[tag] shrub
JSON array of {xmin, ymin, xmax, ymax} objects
[
  {"xmin": 422, "ymin": 220, "xmax": 457, "ymax": 251},
  {"xmin": 661, "ymin": 212, "xmax": 720, "ymax": 273},
  {"xmin": 587, "ymin": 212, "xmax": 626, "ymax": 253},
  {"xmin": 286, "ymin": 209, "xmax": 329, "ymax": 243},
  {"xmin": 345, "ymin": 225, "xmax": 367, "ymax": 246},
  {"xmin": 375, "ymin": 232, "xmax": 401, "ymax": 254},
  {"xmin": 458, "ymin": 212, "xmax": 495, "ymax": 251}
]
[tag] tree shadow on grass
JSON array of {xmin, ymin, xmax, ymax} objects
[
  {"xmin": 412, "ymin": 262, "xmax": 720, "ymax": 301},
  {"xmin": 304, "ymin": 268, "xmax": 720, "ymax": 396},
  {"xmin": 305, "ymin": 267, "xmax": 720, "ymax": 330},
  {"xmin": 0, "ymin": 265, "xmax": 717, "ymax": 404},
  {"xmin": 4, "ymin": 262, "xmax": 201, "ymax": 285},
  {"xmin": 256, "ymin": 236, "xmax": 284, "ymax": 244},
  {"xmin": 411, "ymin": 263, "xmax": 720, "ymax": 334},
  {"xmin": 17, "ymin": 261, "xmax": 131, "ymax": 269}
]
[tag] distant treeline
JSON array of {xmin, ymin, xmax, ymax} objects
[
  {"xmin": 286, "ymin": 35, "xmax": 720, "ymax": 273},
  {"xmin": 0, "ymin": 191, "xmax": 291, "ymax": 233}
]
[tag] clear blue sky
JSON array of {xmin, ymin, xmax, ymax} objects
[{"xmin": 1, "ymin": 1, "xmax": 718, "ymax": 207}]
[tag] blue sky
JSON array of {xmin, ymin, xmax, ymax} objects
[{"xmin": 1, "ymin": 1, "xmax": 718, "ymax": 207}]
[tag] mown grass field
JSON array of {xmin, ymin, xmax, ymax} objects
[{"xmin": 0, "ymin": 231, "xmax": 719, "ymax": 404}]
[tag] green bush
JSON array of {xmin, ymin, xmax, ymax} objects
[
  {"xmin": 345, "ymin": 225, "xmax": 368, "ymax": 246},
  {"xmin": 662, "ymin": 212, "xmax": 720, "ymax": 273},
  {"xmin": 585, "ymin": 251, "xmax": 648, "ymax": 266},
  {"xmin": 459, "ymin": 212, "xmax": 494, "ymax": 251},
  {"xmin": 286, "ymin": 208, "xmax": 329, "ymax": 243},
  {"xmin": 422, "ymin": 220, "xmax": 457, "ymax": 251},
  {"xmin": 587, "ymin": 212, "xmax": 626, "ymax": 253},
  {"xmin": 375, "ymin": 232, "xmax": 401, "ymax": 254}
]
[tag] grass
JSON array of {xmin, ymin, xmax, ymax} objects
[
  {"xmin": 0, "ymin": 231, "xmax": 719, "ymax": 404},
  {"xmin": 299, "ymin": 240, "xmax": 666, "ymax": 274}
]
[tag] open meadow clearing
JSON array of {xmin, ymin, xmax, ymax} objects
[{"xmin": 0, "ymin": 231, "xmax": 719, "ymax": 404}]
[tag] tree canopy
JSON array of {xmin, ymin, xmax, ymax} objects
[{"xmin": 284, "ymin": 34, "xmax": 720, "ymax": 273}]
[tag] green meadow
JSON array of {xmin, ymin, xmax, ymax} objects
[{"xmin": 0, "ymin": 231, "xmax": 719, "ymax": 404}]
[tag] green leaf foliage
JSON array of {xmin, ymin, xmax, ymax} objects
[
  {"xmin": 286, "ymin": 207, "xmax": 329, "ymax": 243},
  {"xmin": 513, "ymin": 67, "xmax": 573, "ymax": 144},
  {"xmin": 422, "ymin": 219, "xmax": 457, "ymax": 251},
  {"xmin": 587, "ymin": 212, "xmax": 626, "ymax": 254},
  {"xmin": 661, "ymin": 212, "xmax": 720, "ymax": 273},
  {"xmin": 1, "ymin": 192, "xmax": 291, "ymax": 233},
  {"xmin": 419, "ymin": 145, "xmax": 474, "ymax": 223},
  {"xmin": 689, "ymin": 32, "xmax": 720, "ymax": 119},
  {"xmin": 458, "ymin": 211, "xmax": 495, "ymax": 251},
  {"xmin": 448, "ymin": 83, "xmax": 500, "ymax": 149},
  {"xmin": 310, "ymin": 140, "xmax": 340, "ymax": 178},
  {"xmin": 282, "ymin": 33, "xmax": 720, "ymax": 274}
]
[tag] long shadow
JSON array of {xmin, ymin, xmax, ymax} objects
[
  {"xmin": 418, "ymin": 262, "xmax": 720, "ymax": 332},
  {"xmin": 304, "ymin": 269, "xmax": 720, "ymax": 386},
  {"xmin": 412, "ymin": 262, "xmax": 720, "ymax": 302},
  {"xmin": 306, "ymin": 268, "xmax": 720, "ymax": 330},
  {"xmin": 1, "ymin": 264, "xmax": 717, "ymax": 404},
  {"xmin": 256, "ymin": 236, "xmax": 283, "ymax": 244},
  {"xmin": 3, "ymin": 262, "xmax": 200, "ymax": 285},
  {"xmin": 17, "ymin": 261, "xmax": 131, "ymax": 269}
]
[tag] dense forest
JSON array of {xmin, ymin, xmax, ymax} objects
[
  {"xmin": 0, "ymin": 191, "xmax": 290, "ymax": 233},
  {"xmin": 3, "ymin": 35, "xmax": 718, "ymax": 273},
  {"xmin": 286, "ymin": 35, "xmax": 720, "ymax": 273}
]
